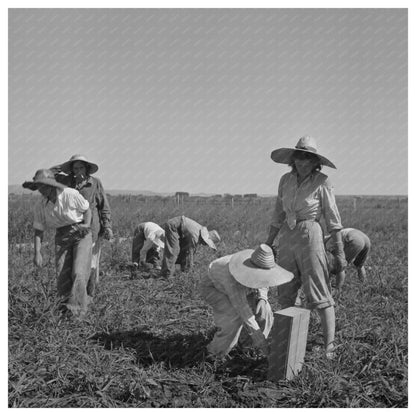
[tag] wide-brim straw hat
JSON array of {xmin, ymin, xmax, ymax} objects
[
  {"xmin": 229, "ymin": 244, "xmax": 294, "ymax": 289},
  {"xmin": 22, "ymin": 169, "xmax": 67, "ymax": 191},
  {"xmin": 200, "ymin": 227, "xmax": 220, "ymax": 250},
  {"xmin": 271, "ymin": 136, "xmax": 336, "ymax": 169},
  {"xmin": 57, "ymin": 154, "xmax": 99, "ymax": 174}
]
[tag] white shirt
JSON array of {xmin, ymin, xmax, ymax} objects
[
  {"xmin": 33, "ymin": 188, "xmax": 89, "ymax": 231},
  {"xmin": 140, "ymin": 222, "xmax": 165, "ymax": 262}
]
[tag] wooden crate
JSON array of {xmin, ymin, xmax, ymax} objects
[{"xmin": 267, "ymin": 307, "xmax": 311, "ymax": 381}]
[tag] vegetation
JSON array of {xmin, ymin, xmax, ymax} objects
[{"xmin": 8, "ymin": 194, "xmax": 408, "ymax": 407}]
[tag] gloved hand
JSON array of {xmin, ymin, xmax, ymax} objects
[
  {"xmin": 332, "ymin": 241, "xmax": 347, "ymax": 274},
  {"xmin": 103, "ymin": 227, "xmax": 114, "ymax": 241},
  {"xmin": 251, "ymin": 329, "xmax": 270, "ymax": 356}
]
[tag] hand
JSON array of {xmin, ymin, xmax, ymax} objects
[
  {"xmin": 75, "ymin": 223, "xmax": 90, "ymax": 238},
  {"xmin": 257, "ymin": 339, "xmax": 270, "ymax": 356},
  {"xmin": 103, "ymin": 228, "xmax": 114, "ymax": 241},
  {"xmin": 33, "ymin": 252, "xmax": 43, "ymax": 268}
]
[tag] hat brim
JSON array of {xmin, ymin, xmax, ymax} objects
[
  {"xmin": 200, "ymin": 227, "xmax": 217, "ymax": 250},
  {"xmin": 58, "ymin": 159, "xmax": 98, "ymax": 174},
  {"xmin": 271, "ymin": 148, "xmax": 336, "ymax": 169},
  {"xmin": 22, "ymin": 178, "xmax": 66, "ymax": 190},
  {"xmin": 229, "ymin": 249, "xmax": 294, "ymax": 289}
]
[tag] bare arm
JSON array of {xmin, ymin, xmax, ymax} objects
[{"xmin": 33, "ymin": 229, "xmax": 44, "ymax": 267}]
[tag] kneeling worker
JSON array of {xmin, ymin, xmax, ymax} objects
[{"xmin": 200, "ymin": 244, "xmax": 294, "ymax": 359}]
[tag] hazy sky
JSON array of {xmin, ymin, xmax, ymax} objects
[{"xmin": 8, "ymin": 8, "xmax": 407, "ymax": 195}]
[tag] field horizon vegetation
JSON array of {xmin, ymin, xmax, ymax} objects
[{"xmin": 8, "ymin": 193, "xmax": 408, "ymax": 407}]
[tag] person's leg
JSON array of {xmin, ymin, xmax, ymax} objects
[
  {"xmin": 131, "ymin": 227, "xmax": 145, "ymax": 264},
  {"xmin": 55, "ymin": 229, "xmax": 75, "ymax": 308},
  {"xmin": 317, "ymin": 305, "xmax": 336, "ymax": 356},
  {"xmin": 276, "ymin": 225, "xmax": 301, "ymax": 308},
  {"xmin": 200, "ymin": 279, "xmax": 244, "ymax": 358},
  {"xmin": 67, "ymin": 232, "xmax": 93, "ymax": 318},
  {"xmin": 353, "ymin": 233, "xmax": 371, "ymax": 281},
  {"xmin": 87, "ymin": 236, "xmax": 102, "ymax": 297},
  {"xmin": 297, "ymin": 222, "xmax": 335, "ymax": 356},
  {"xmin": 161, "ymin": 220, "xmax": 181, "ymax": 277}
]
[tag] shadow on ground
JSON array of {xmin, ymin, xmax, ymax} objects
[{"xmin": 89, "ymin": 327, "xmax": 268, "ymax": 379}]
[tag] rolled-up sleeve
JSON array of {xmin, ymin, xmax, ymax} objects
[
  {"xmin": 320, "ymin": 179, "xmax": 343, "ymax": 232},
  {"xmin": 270, "ymin": 179, "xmax": 286, "ymax": 228},
  {"xmin": 33, "ymin": 201, "xmax": 45, "ymax": 231}
]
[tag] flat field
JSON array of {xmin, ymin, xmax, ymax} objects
[{"xmin": 8, "ymin": 194, "xmax": 408, "ymax": 407}]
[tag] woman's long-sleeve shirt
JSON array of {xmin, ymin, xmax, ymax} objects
[{"xmin": 271, "ymin": 170, "xmax": 343, "ymax": 232}]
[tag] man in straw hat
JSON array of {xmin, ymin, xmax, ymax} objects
[
  {"xmin": 22, "ymin": 169, "xmax": 93, "ymax": 318},
  {"xmin": 130, "ymin": 221, "xmax": 165, "ymax": 276},
  {"xmin": 160, "ymin": 215, "xmax": 220, "ymax": 278},
  {"xmin": 200, "ymin": 244, "xmax": 294, "ymax": 360},
  {"xmin": 51, "ymin": 155, "xmax": 113, "ymax": 297},
  {"xmin": 265, "ymin": 135, "xmax": 347, "ymax": 359}
]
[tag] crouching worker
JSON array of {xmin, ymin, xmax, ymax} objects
[
  {"xmin": 160, "ymin": 215, "xmax": 220, "ymax": 278},
  {"xmin": 23, "ymin": 169, "xmax": 93, "ymax": 319},
  {"xmin": 200, "ymin": 244, "xmax": 294, "ymax": 360},
  {"xmin": 131, "ymin": 221, "xmax": 165, "ymax": 274},
  {"xmin": 325, "ymin": 228, "xmax": 371, "ymax": 297}
]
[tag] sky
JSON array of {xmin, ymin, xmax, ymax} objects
[{"xmin": 8, "ymin": 7, "xmax": 408, "ymax": 195}]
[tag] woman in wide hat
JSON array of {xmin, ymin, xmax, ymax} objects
[
  {"xmin": 22, "ymin": 169, "xmax": 93, "ymax": 318},
  {"xmin": 265, "ymin": 135, "xmax": 347, "ymax": 359},
  {"xmin": 200, "ymin": 244, "xmax": 293, "ymax": 359},
  {"xmin": 51, "ymin": 155, "xmax": 113, "ymax": 297}
]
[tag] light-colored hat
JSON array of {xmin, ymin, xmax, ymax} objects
[
  {"xmin": 271, "ymin": 136, "xmax": 336, "ymax": 169},
  {"xmin": 229, "ymin": 244, "xmax": 294, "ymax": 289},
  {"xmin": 22, "ymin": 169, "xmax": 66, "ymax": 191},
  {"xmin": 57, "ymin": 154, "xmax": 99, "ymax": 174},
  {"xmin": 200, "ymin": 227, "xmax": 220, "ymax": 250}
]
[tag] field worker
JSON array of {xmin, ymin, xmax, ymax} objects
[
  {"xmin": 50, "ymin": 155, "xmax": 113, "ymax": 297},
  {"xmin": 200, "ymin": 244, "xmax": 294, "ymax": 360},
  {"xmin": 160, "ymin": 215, "xmax": 220, "ymax": 278},
  {"xmin": 265, "ymin": 136, "xmax": 347, "ymax": 359},
  {"xmin": 325, "ymin": 228, "xmax": 371, "ymax": 297},
  {"xmin": 131, "ymin": 221, "xmax": 165, "ymax": 271},
  {"xmin": 22, "ymin": 169, "xmax": 92, "ymax": 318}
]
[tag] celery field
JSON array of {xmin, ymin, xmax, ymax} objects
[{"xmin": 8, "ymin": 194, "xmax": 408, "ymax": 408}]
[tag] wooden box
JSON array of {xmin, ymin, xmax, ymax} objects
[{"xmin": 267, "ymin": 307, "xmax": 311, "ymax": 381}]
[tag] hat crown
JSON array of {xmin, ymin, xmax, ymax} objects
[
  {"xmin": 69, "ymin": 154, "xmax": 88, "ymax": 163},
  {"xmin": 33, "ymin": 169, "xmax": 55, "ymax": 182},
  {"xmin": 250, "ymin": 244, "xmax": 276, "ymax": 269},
  {"xmin": 295, "ymin": 136, "xmax": 317, "ymax": 153}
]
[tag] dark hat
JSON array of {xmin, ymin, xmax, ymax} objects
[{"xmin": 56, "ymin": 154, "xmax": 98, "ymax": 174}]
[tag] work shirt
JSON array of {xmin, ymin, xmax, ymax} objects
[
  {"xmin": 56, "ymin": 174, "xmax": 112, "ymax": 241},
  {"xmin": 181, "ymin": 216, "xmax": 203, "ymax": 251},
  {"xmin": 33, "ymin": 188, "xmax": 89, "ymax": 231},
  {"xmin": 325, "ymin": 228, "xmax": 354, "ymax": 251},
  {"xmin": 271, "ymin": 171, "xmax": 342, "ymax": 232},
  {"xmin": 207, "ymin": 255, "xmax": 269, "ymax": 344},
  {"xmin": 140, "ymin": 222, "xmax": 165, "ymax": 263}
]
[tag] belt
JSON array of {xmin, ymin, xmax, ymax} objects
[
  {"xmin": 56, "ymin": 222, "xmax": 82, "ymax": 231},
  {"xmin": 296, "ymin": 218, "xmax": 319, "ymax": 224}
]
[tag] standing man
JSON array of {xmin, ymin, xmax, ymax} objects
[
  {"xmin": 51, "ymin": 155, "xmax": 113, "ymax": 296},
  {"xmin": 160, "ymin": 215, "xmax": 220, "ymax": 278}
]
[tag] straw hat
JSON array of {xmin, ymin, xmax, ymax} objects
[
  {"xmin": 229, "ymin": 244, "xmax": 294, "ymax": 289},
  {"xmin": 200, "ymin": 228, "xmax": 221, "ymax": 250},
  {"xmin": 22, "ymin": 169, "xmax": 67, "ymax": 191},
  {"xmin": 57, "ymin": 154, "xmax": 99, "ymax": 174},
  {"xmin": 271, "ymin": 136, "xmax": 336, "ymax": 169}
]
